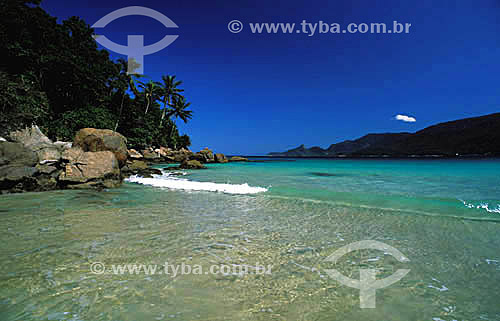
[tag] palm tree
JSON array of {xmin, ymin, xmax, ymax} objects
[
  {"xmin": 167, "ymin": 96, "xmax": 192, "ymax": 148},
  {"xmin": 168, "ymin": 96, "xmax": 193, "ymax": 123},
  {"xmin": 137, "ymin": 80, "xmax": 160, "ymax": 115},
  {"xmin": 159, "ymin": 75, "xmax": 184, "ymax": 127},
  {"xmin": 113, "ymin": 58, "xmax": 133, "ymax": 131}
]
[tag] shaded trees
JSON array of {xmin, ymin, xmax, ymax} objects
[{"xmin": 0, "ymin": 0, "xmax": 193, "ymax": 148}]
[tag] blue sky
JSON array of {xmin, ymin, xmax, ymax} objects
[{"xmin": 41, "ymin": 0, "xmax": 500, "ymax": 155}]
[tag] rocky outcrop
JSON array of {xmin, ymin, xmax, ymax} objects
[
  {"xmin": 121, "ymin": 160, "xmax": 163, "ymax": 178},
  {"xmin": 0, "ymin": 142, "xmax": 38, "ymax": 167},
  {"xmin": 59, "ymin": 148, "xmax": 121, "ymax": 189},
  {"xmin": 9, "ymin": 125, "xmax": 52, "ymax": 149},
  {"xmin": 1, "ymin": 126, "xmax": 235, "ymax": 194},
  {"xmin": 193, "ymin": 148, "xmax": 215, "ymax": 163},
  {"xmin": 1, "ymin": 127, "xmax": 127, "ymax": 194},
  {"xmin": 179, "ymin": 159, "xmax": 206, "ymax": 169},
  {"xmin": 135, "ymin": 147, "xmax": 195, "ymax": 164},
  {"xmin": 9, "ymin": 125, "xmax": 62, "ymax": 165},
  {"xmin": 0, "ymin": 165, "xmax": 39, "ymax": 192},
  {"xmin": 142, "ymin": 148, "xmax": 161, "ymax": 161},
  {"xmin": 229, "ymin": 156, "xmax": 248, "ymax": 162},
  {"xmin": 0, "ymin": 141, "xmax": 61, "ymax": 193},
  {"xmin": 74, "ymin": 128, "xmax": 128, "ymax": 167},
  {"xmin": 171, "ymin": 148, "xmax": 193, "ymax": 163},
  {"xmin": 214, "ymin": 153, "xmax": 228, "ymax": 163}
]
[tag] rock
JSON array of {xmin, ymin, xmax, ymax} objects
[
  {"xmin": 8, "ymin": 125, "xmax": 60, "ymax": 164},
  {"xmin": 229, "ymin": 156, "xmax": 248, "ymax": 162},
  {"xmin": 128, "ymin": 160, "xmax": 149, "ymax": 171},
  {"xmin": 196, "ymin": 148, "xmax": 215, "ymax": 163},
  {"xmin": 121, "ymin": 160, "xmax": 162, "ymax": 178},
  {"xmin": 173, "ymin": 152, "xmax": 189, "ymax": 163},
  {"xmin": 135, "ymin": 168, "xmax": 163, "ymax": 178},
  {"xmin": 59, "ymin": 151, "xmax": 121, "ymax": 188},
  {"xmin": 9, "ymin": 125, "xmax": 53, "ymax": 149},
  {"xmin": 128, "ymin": 149, "xmax": 143, "ymax": 159},
  {"xmin": 61, "ymin": 147, "xmax": 84, "ymax": 163},
  {"xmin": 36, "ymin": 146, "xmax": 61, "ymax": 165},
  {"xmin": 159, "ymin": 146, "xmax": 173, "ymax": 158},
  {"xmin": 180, "ymin": 159, "xmax": 206, "ymax": 169},
  {"xmin": 73, "ymin": 128, "xmax": 128, "ymax": 167},
  {"xmin": 0, "ymin": 142, "xmax": 38, "ymax": 167},
  {"xmin": 0, "ymin": 165, "xmax": 38, "ymax": 182},
  {"xmin": 53, "ymin": 141, "xmax": 72, "ymax": 150},
  {"xmin": 142, "ymin": 148, "xmax": 160, "ymax": 161},
  {"xmin": 214, "ymin": 153, "xmax": 228, "ymax": 163},
  {"xmin": 0, "ymin": 165, "xmax": 39, "ymax": 192},
  {"xmin": 36, "ymin": 164, "xmax": 58, "ymax": 175},
  {"xmin": 35, "ymin": 175, "xmax": 59, "ymax": 191}
]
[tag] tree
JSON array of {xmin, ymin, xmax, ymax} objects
[
  {"xmin": 0, "ymin": 0, "xmax": 193, "ymax": 148},
  {"xmin": 159, "ymin": 75, "xmax": 184, "ymax": 127},
  {"xmin": 137, "ymin": 79, "xmax": 161, "ymax": 115},
  {"xmin": 166, "ymin": 96, "xmax": 192, "ymax": 149}
]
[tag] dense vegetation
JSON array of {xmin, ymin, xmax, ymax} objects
[{"xmin": 0, "ymin": 0, "xmax": 192, "ymax": 149}]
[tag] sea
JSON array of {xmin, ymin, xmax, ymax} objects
[{"xmin": 1, "ymin": 158, "xmax": 499, "ymax": 320}]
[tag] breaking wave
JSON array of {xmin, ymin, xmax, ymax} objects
[
  {"xmin": 125, "ymin": 172, "xmax": 268, "ymax": 195},
  {"xmin": 459, "ymin": 199, "xmax": 500, "ymax": 214}
]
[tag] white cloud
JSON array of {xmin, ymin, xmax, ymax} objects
[{"xmin": 395, "ymin": 114, "xmax": 416, "ymax": 122}]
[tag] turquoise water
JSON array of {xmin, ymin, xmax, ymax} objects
[{"xmin": 1, "ymin": 159, "xmax": 500, "ymax": 320}]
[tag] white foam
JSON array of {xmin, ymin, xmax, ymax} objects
[
  {"xmin": 459, "ymin": 199, "xmax": 500, "ymax": 214},
  {"xmin": 125, "ymin": 172, "xmax": 268, "ymax": 195}
]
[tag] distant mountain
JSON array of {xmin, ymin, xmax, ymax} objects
[{"xmin": 268, "ymin": 113, "xmax": 500, "ymax": 157}]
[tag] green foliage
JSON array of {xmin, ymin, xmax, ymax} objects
[
  {"xmin": 49, "ymin": 106, "xmax": 116, "ymax": 141},
  {"xmin": 178, "ymin": 134, "xmax": 192, "ymax": 149},
  {"xmin": 0, "ymin": 71, "xmax": 49, "ymax": 137},
  {"xmin": 0, "ymin": 0, "xmax": 193, "ymax": 148}
]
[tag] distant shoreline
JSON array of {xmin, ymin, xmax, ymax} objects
[{"xmin": 239, "ymin": 155, "xmax": 500, "ymax": 160}]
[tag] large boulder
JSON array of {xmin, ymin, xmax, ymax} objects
[
  {"xmin": 214, "ymin": 153, "xmax": 228, "ymax": 163},
  {"xmin": 180, "ymin": 159, "xmax": 206, "ymax": 169},
  {"xmin": 9, "ymin": 125, "xmax": 60, "ymax": 164},
  {"xmin": 127, "ymin": 160, "xmax": 149, "ymax": 171},
  {"xmin": 0, "ymin": 165, "xmax": 39, "ymax": 191},
  {"xmin": 36, "ymin": 147, "xmax": 61, "ymax": 165},
  {"xmin": 0, "ymin": 142, "xmax": 38, "ymax": 167},
  {"xmin": 59, "ymin": 150, "xmax": 121, "ymax": 189},
  {"xmin": 121, "ymin": 161, "xmax": 163, "ymax": 178},
  {"xmin": 74, "ymin": 128, "xmax": 128, "ymax": 167},
  {"xmin": 194, "ymin": 148, "xmax": 215, "ymax": 163},
  {"xmin": 61, "ymin": 147, "xmax": 84, "ymax": 163},
  {"xmin": 9, "ymin": 125, "xmax": 52, "ymax": 149}
]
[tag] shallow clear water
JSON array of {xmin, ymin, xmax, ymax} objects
[{"xmin": 1, "ymin": 159, "xmax": 500, "ymax": 320}]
